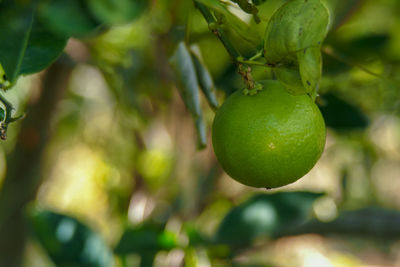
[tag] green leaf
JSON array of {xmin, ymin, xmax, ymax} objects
[
  {"xmin": 190, "ymin": 52, "xmax": 219, "ymax": 109},
  {"xmin": 297, "ymin": 46, "xmax": 322, "ymax": 94},
  {"xmin": 318, "ymin": 93, "xmax": 369, "ymax": 131},
  {"xmin": 196, "ymin": 0, "xmax": 262, "ymax": 46},
  {"xmin": 114, "ymin": 225, "xmax": 178, "ymax": 255},
  {"xmin": 195, "ymin": 116, "xmax": 207, "ymax": 149},
  {"xmin": 38, "ymin": 0, "xmax": 102, "ymax": 38},
  {"xmin": 19, "ymin": 21, "xmax": 68, "ymax": 76},
  {"xmin": 0, "ymin": 108, "xmax": 4, "ymax": 121},
  {"xmin": 279, "ymin": 207, "xmax": 400, "ymax": 238},
  {"xmin": 169, "ymin": 42, "xmax": 202, "ymax": 117},
  {"xmin": 170, "ymin": 42, "xmax": 209, "ymax": 148},
  {"xmin": 274, "ymin": 65, "xmax": 305, "ymax": 95},
  {"xmin": 28, "ymin": 209, "xmax": 113, "ymax": 267},
  {"xmin": 264, "ymin": 0, "xmax": 329, "ymax": 94},
  {"xmin": 86, "ymin": 0, "xmax": 147, "ymax": 25},
  {"xmin": 0, "ymin": 2, "xmax": 67, "ymax": 84},
  {"xmin": 251, "ymin": 0, "xmax": 267, "ymax": 5},
  {"xmin": 264, "ymin": 0, "xmax": 329, "ymax": 63},
  {"xmin": 215, "ymin": 191, "xmax": 323, "ymax": 246},
  {"xmin": 0, "ymin": 2, "xmax": 33, "ymax": 83}
]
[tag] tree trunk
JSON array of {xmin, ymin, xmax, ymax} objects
[{"xmin": 0, "ymin": 60, "xmax": 73, "ymax": 266}]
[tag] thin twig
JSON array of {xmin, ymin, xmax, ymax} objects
[
  {"xmin": 322, "ymin": 46, "xmax": 389, "ymax": 80},
  {"xmin": 194, "ymin": 1, "xmax": 242, "ymax": 60}
]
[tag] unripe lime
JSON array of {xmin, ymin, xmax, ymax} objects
[{"xmin": 212, "ymin": 80, "xmax": 326, "ymax": 188}]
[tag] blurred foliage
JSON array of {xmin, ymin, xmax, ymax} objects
[
  {"xmin": 0, "ymin": 0, "xmax": 399, "ymax": 266},
  {"xmin": 29, "ymin": 208, "xmax": 113, "ymax": 267}
]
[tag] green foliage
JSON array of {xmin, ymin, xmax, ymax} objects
[
  {"xmin": 170, "ymin": 42, "xmax": 202, "ymax": 118},
  {"xmin": 38, "ymin": 0, "xmax": 101, "ymax": 38},
  {"xmin": 196, "ymin": 0, "xmax": 262, "ymax": 47},
  {"xmin": 318, "ymin": 93, "xmax": 369, "ymax": 131},
  {"xmin": 280, "ymin": 207, "xmax": 400, "ymax": 238},
  {"xmin": 115, "ymin": 224, "xmax": 178, "ymax": 255},
  {"xmin": 170, "ymin": 42, "xmax": 208, "ymax": 148},
  {"xmin": 0, "ymin": 0, "xmax": 399, "ymax": 265},
  {"xmin": 264, "ymin": 0, "xmax": 330, "ymax": 94},
  {"xmin": 191, "ymin": 51, "xmax": 219, "ymax": 109},
  {"xmin": 87, "ymin": 0, "xmax": 147, "ymax": 25},
  {"xmin": 29, "ymin": 209, "xmax": 113, "ymax": 267},
  {"xmin": 215, "ymin": 192, "xmax": 323, "ymax": 246},
  {"xmin": 0, "ymin": 2, "xmax": 67, "ymax": 84},
  {"xmin": 0, "ymin": 108, "xmax": 4, "ymax": 121}
]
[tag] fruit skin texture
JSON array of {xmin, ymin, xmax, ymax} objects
[{"xmin": 212, "ymin": 80, "xmax": 326, "ymax": 188}]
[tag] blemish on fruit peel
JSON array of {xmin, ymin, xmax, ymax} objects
[{"xmin": 268, "ymin": 143, "xmax": 276, "ymax": 149}]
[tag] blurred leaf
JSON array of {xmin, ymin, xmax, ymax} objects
[
  {"xmin": 170, "ymin": 42, "xmax": 209, "ymax": 148},
  {"xmin": 191, "ymin": 51, "xmax": 219, "ymax": 109},
  {"xmin": 185, "ymin": 224, "xmax": 210, "ymax": 246},
  {"xmin": 170, "ymin": 42, "xmax": 202, "ymax": 117},
  {"xmin": 195, "ymin": 116, "xmax": 207, "ymax": 149},
  {"xmin": 323, "ymin": 34, "xmax": 389, "ymax": 75},
  {"xmin": 322, "ymin": 50, "xmax": 351, "ymax": 75},
  {"xmin": 279, "ymin": 207, "xmax": 400, "ymax": 238},
  {"xmin": 318, "ymin": 93, "xmax": 369, "ymax": 131},
  {"xmin": 29, "ymin": 209, "xmax": 113, "ymax": 267},
  {"xmin": 251, "ymin": 0, "xmax": 267, "ymax": 5},
  {"xmin": 38, "ymin": 0, "xmax": 101, "ymax": 38},
  {"xmin": 215, "ymin": 191, "xmax": 323, "ymax": 246},
  {"xmin": 114, "ymin": 225, "xmax": 178, "ymax": 255},
  {"xmin": 330, "ymin": 0, "xmax": 364, "ymax": 30},
  {"xmin": 87, "ymin": 0, "xmax": 146, "ymax": 25},
  {"xmin": 0, "ymin": 108, "xmax": 4, "ymax": 121},
  {"xmin": 0, "ymin": 2, "xmax": 67, "ymax": 84}
]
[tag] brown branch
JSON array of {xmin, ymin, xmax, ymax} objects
[{"xmin": 0, "ymin": 58, "xmax": 74, "ymax": 266}]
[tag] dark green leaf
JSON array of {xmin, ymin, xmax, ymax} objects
[
  {"xmin": 191, "ymin": 52, "xmax": 219, "ymax": 109},
  {"xmin": 19, "ymin": 21, "xmax": 68, "ymax": 76},
  {"xmin": 274, "ymin": 65, "xmax": 305, "ymax": 95},
  {"xmin": 251, "ymin": 0, "xmax": 267, "ymax": 5},
  {"xmin": 318, "ymin": 93, "xmax": 369, "ymax": 131},
  {"xmin": 87, "ymin": 0, "xmax": 146, "ymax": 25},
  {"xmin": 195, "ymin": 116, "xmax": 207, "ymax": 149},
  {"xmin": 0, "ymin": 108, "xmax": 4, "ymax": 121},
  {"xmin": 115, "ymin": 225, "xmax": 178, "ymax": 255},
  {"xmin": 38, "ymin": 0, "xmax": 101, "ymax": 38},
  {"xmin": 279, "ymin": 207, "xmax": 400, "ymax": 238},
  {"xmin": 29, "ymin": 209, "xmax": 113, "ymax": 267},
  {"xmin": 215, "ymin": 191, "xmax": 323, "ymax": 246},
  {"xmin": 0, "ymin": 2, "xmax": 67, "ymax": 84},
  {"xmin": 169, "ymin": 42, "xmax": 202, "ymax": 117},
  {"xmin": 0, "ymin": 2, "xmax": 34, "ymax": 83}
]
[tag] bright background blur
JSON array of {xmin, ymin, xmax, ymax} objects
[{"xmin": 1, "ymin": 0, "xmax": 400, "ymax": 266}]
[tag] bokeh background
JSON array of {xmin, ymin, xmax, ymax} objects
[{"xmin": 1, "ymin": 0, "xmax": 400, "ymax": 266}]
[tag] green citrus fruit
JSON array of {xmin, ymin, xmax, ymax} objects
[{"xmin": 212, "ymin": 80, "xmax": 326, "ymax": 188}]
